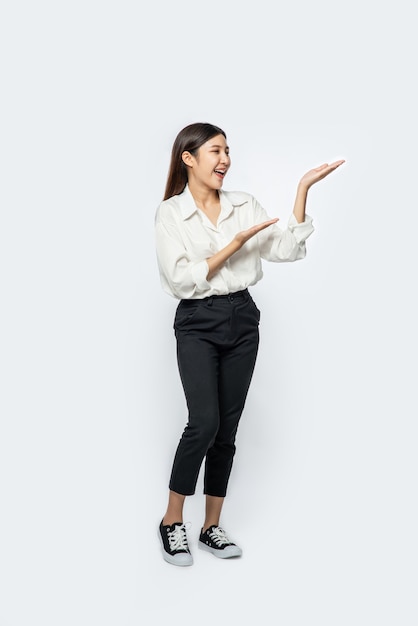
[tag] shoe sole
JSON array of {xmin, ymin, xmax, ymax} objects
[
  {"xmin": 158, "ymin": 529, "xmax": 193, "ymax": 566},
  {"xmin": 198, "ymin": 541, "xmax": 242, "ymax": 559}
]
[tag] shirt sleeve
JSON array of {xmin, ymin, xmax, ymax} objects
[
  {"xmin": 253, "ymin": 197, "xmax": 315, "ymax": 262},
  {"xmin": 155, "ymin": 218, "xmax": 211, "ymax": 299}
]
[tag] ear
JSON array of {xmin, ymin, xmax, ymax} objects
[{"xmin": 181, "ymin": 151, "xmax": 194, "ymax": 168}]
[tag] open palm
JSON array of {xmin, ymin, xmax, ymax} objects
[
  {"xmin": 234, "ymin": 218, "xmax": 279, "ymax": 246},
  {"xmin": 299, "ymin": 160, "xmax": 345, "ymax": 189}
]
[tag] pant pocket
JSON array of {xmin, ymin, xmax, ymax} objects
[{"xmin": 173, "ymin": 301, "xmax": 201, "ymax": 329}]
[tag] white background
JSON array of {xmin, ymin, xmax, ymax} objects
[{"xmin": 1, "ymin": 1, "xmax": 417, "ymax": 625}]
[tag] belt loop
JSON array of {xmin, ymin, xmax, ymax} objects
[{"xmin": 207, "ymin": 296, "xmax": 213, "ymax": 306}]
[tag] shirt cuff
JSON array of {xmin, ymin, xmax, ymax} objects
[
  {"xmin": 287, "ymin": 213, "xmax": 314, "ymax": 243},
  {"xmin": 191, "ymin": 260, "xmax": 211, "ymax": 292}
]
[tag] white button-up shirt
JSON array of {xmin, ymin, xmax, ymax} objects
[{"xmin": 155, "ymin": 185, "xmax": 315, "ymax": 300}]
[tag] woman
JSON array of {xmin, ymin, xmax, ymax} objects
[{"xmin": 155, "ymin": 122, "xmax": 344, "ymax": 566}]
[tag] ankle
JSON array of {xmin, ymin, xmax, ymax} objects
[
  {"xmin": 163, "ymin": 516, "xmax": 183, "ymax": 526},
  {"xmin": 202, "ymin": 522, "xmax": 219, "ymax": 534}
]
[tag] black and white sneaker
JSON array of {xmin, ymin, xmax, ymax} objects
[
  {"xmin": 198, "ymin": 525, "xmax": 242, "ymax": 559},
  {"xmin": 159, "ymin": 520, "xmax": 193, "ymax": 566}
]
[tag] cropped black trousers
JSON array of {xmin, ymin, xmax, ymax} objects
[{"xmin": 169, "ymin": 289, "xmax": 260, "ymax": 497}]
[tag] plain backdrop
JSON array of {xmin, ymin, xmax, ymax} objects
[{"xmin": 1, "ymin": 1, "xmax": 417, "ymax": 625}]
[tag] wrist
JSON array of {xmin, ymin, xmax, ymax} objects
[
  {"xmin": 297, "ymin": 181, "xmax": 310, "ymax": 194},
  {"xmin": 231, "ymin": 237, "xmax": 243, "ymax": 251}
]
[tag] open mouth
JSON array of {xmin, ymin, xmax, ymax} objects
[{"xmin": 214, "ymin": 169, "xmax": 226, "ymax": 178}]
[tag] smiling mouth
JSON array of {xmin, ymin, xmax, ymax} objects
[{"xmin": 214, "ymin": 169, "xmax": 226, "ymax": 177}]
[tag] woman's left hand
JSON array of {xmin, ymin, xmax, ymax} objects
[{"xmin": 299, "ymin": 160, "xmax": 345, "ymax": 190}]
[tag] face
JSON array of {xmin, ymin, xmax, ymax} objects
[{"xmin": 182, "ymin": 134, "xmax": 231, "ymax": 191}]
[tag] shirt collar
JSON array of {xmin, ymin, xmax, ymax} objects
[
  {"xmin": 178, "ymin": 185, "xmax": 199, "ymax": 220},
  {"xmin": 179, "ymin": 185, "xmax": 246, "ymax": 221}
]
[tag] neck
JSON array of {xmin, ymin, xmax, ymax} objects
[{"xmin": 188, "ymin": 181, "xmax": 220, "ymax": 207}]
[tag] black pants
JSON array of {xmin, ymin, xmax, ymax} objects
[{"xmin": 169, "ymin": 289, "xmax": 260, "ymax": 497}]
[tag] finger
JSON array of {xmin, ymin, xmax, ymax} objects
[
  {"xmin": 259, "ymin": 218, "xmax": 279, "ymax": 228},
  {"xmin": 315, "ymin": 160, "xmax": 345, "ymax": 173},
  {"xmin": 255, "ymin": 219, "xmax": 279, "ymax": 232},
  {"xmin": 325, "ymin": 160, "xmax": 345, "ymax": 175}
]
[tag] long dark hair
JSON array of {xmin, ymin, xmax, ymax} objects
[{"xmin": 163, "ymin": 122, "xmax": 226, "ymax": 201}]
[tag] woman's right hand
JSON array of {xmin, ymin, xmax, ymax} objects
[
  {"xmin": 206, "ymin": 218, "xmax": 279, "ymax": 280},
  {"xmin": 234, "ymin": 218, "xmax": 279, "ymax": 247}
]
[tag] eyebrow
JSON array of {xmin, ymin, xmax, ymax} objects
[{"xmin": 209, "ymin": 144, "xmax": 229, "ymax": 150}]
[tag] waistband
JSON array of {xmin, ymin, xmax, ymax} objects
[{"xmin": 181, "ymin": 289, "xmax": 249, "ymax": 305}]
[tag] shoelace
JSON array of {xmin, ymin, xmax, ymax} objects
[
  {"xmin": 208, "ymin": 526, "xmax": 232, "ymax": 547},
  {"xmin": 167, "ymin": 523, "xmax": 190, "ymax": 552}
]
